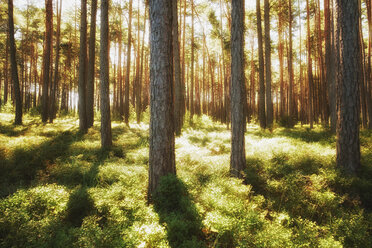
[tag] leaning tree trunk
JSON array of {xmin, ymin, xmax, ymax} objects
[
  {"xmin": 148, "ymin": 0, "xmax": 176, "ymax": 200},
  {"xmin": 8, "ymin": 0, "xmax": 22, "ymax": 125},
  {"xmin": 336, "ymin": 0, "xmax": 361, "ymax": 174},
  {"xmin": 230, "ymin": 0, "xmax": 246, "ymax": 178},
  {"xmin": 87, "ymin": 0, "xmax": 97, "ymax": 128},
  {"xmin": 100, "ymin": 0, "xmax": 112, "ymax": 149},
  {"xmin": 256, "ymin": 0, "xmax": 266, "ymax": 129}
]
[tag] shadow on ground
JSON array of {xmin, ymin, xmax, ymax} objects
[
  {"xmin": 0, "ymin": 129, "xmax": 83, "ymax": 198},
  {"xmin": 153, "ymin": 174, "xmax": 207, "ymax": 248}
]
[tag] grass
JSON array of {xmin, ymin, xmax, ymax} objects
[{"xmin": 0, "ymin": 112, "xmax": 371, "ymax": 247}]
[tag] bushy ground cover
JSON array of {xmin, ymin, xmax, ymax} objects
[{"xmin": 0, "ymin": 112, "xmax": 371, "ymax": 247}]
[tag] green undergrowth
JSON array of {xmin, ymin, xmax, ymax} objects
[{"xmin": 0, "ymin": 112, "xmax": 371, "ymax": 247}]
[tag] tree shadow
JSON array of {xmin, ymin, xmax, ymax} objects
[
  {"xmin": 152, "ymin": 174, "xmax": 207, "ymax": 248},
  {"xmin": 0, "ymin": 123, "xmax": 30, "ymax": 137},
  {"xmin": 0, "ymin": 130, "xmax": 83, "ymax": 198},
  {"xmin": 277, "ymin": 128, "xmax": 335, "ymax": 145}
]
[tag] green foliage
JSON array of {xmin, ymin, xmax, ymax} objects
[
  {"xmin": 278, "ymin": 115, "xmax": 297, "ymax": 128},
  {"xmin": 153, "ymin": 175, "xmax": 205, "ymax": 248},
  {"xmin": 0, "ymin": 114, "xmax": 371, "ymax": 247}
]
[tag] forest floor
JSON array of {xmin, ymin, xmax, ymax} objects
[{"xmin": 0, "ymin": 112, "xmax": 371, "ymax": 248}]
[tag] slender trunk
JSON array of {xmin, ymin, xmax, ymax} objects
[
  {"xmin": 190, "ymin": 0, "xmax": 195, "ymax": 122},
  {"xmin": 264, "ymin": 0, "xmax": 273, "ymax": 126},
  {"xmin": 50, "ymin": 0, "xmax": 62, "ymax": 123},
  {"xmin": 173, "ymin": 0, "xmax": 182, "ymax": 135},
  {"xmin": 256, "ymin": 0, "xmax": 266, "ymax": 128},
  {"xmin": 87, "ymin": 0, "xmax": 97, "ymax": 127},
  {"xmin": 78, "ymin": 0, "xmax": 88, "ymax": 132},
  {"xmin": 307, "ymin": 0, "xmax": 314, "ymax": 128},
  {"xmin": 136, "ymin": 0, "xmax": 142, "ymax": 123},
  {"xmin": 288, "ymin": 0, "xmax": 294, "ymax": 118},
  {"xmin": 100, "ymin": 0, "xmax": 112, "ymax": 148},
  {"xmin": 42, "ymin": 0, "xmax": 53, "ymax": 123},
  {"xmin": 8, "ymin": 0, "xmax": 22, "ymax": 125},
  {"xmin": 124, "ymin": 0, "xmax": 133, "ymax": 125}
]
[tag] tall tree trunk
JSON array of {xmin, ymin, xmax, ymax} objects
[
  {"xmin": 264, "ymin": 0, "xmax": 273, "ymax": 127},
  {"xmin": 42, "ymin": 0, "xmax": 53, "ymax": 123},
  {"xmin": 288, "ymin": 0, "xmax": 294, "ymax": 118},
  {"xmin": 173, "ymin": 0, "xmax": 183, "ymax": 135},
  {"xmin": 3, "ymin": 35, "xmax": 9, "ymax": 105},
  {"xmin": 8, "ymin": 0, "xmax": 22, "ymax": 125},
  {"xmin": 336, "ymin": 0, "xmax": 361, "ymax": 173},
  {"xmin": 50, "ymin": 0, "xmax": 62, "ymax": 123},
  {"xmin": 325, "ymin": 0, "xmax": 337, "ymax": 132},
  {"xmin": 87, "ymin": 0, "xmax": 97, "ymax": 127},
  {"xmin": 230, "ymin": 0, "xmax": 246, "ymax": 178},
  {"xmin": 100, "ymin": 0, "xmax": 112, "ymax": 149},
  {"xmin": 79, "ymin": 0, "xmax": 88, "ymax": 132},
  {"xmin": 148, "ymin": 0, "xmax": 176, "ymax": 200},
  {"xmin": 136, "ymin": 0, "xmax": 142, "ymax": 123},
  {"xmin": 256, "ymin": 0, "xmax": 266, "ymax": 128},
  {"xmin": 307, "ymin": 0, "xmax": 314, "ymax": 128},
  {"xmin": 190, "ymin": 0, "xmax": 195, "ymax": 122},
  {"xmin": 278, "ymin": 0, "xmax": 285, "ymax": 118},
  {"xmin": 124, "ymin": 0, "xmax": 133, "ymax": 125}
]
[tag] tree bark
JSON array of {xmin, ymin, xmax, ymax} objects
[
  {"xmin": 135, "ymin": 0, "xmax": 142, "ymax": 124},
  {"xmin": 100, "ymin": 0, "xmax": 112, "ymax": 149},
  {"xmin": 79, "ymin": 0, "xmax": 88, "ymax": 132},
  {"xmin": 148, "ymin": 0, "xmax": 176, "ymax": 200},
  {"xmin": 230, "ymin": 0, "xmax": 246, "ymax": 178},
  {"xmin": 336, "ymin": 0, "xmax": 361, "ymax": 173},
  {"xmin": 42, "ymin": 0, "xmax": 53, "ymax": 123},
  {"xmin": 124, "ymin": 0, "xmax": 133, "ymax": 125},
  {"xmin": 87, "ymin": 0, "xmax": 98, "ymax": 128},
  {"xmin": 50, "ymin": 0, "xmax": 62, "ymax": 123},
  {"xmin": 306, "ymin": 0, "xmax": 314, "ymax": 128},
  {"xmin": 173, "ymin": 0, "xmax": 183, "ymax": 135},
  {"xmin": 8, "ymin": 0, "xmax": 22, "ymax": 125},
  {"xmin": 288, "ymin": 0, "xmax": 294, "ymax": 118},
  {"xmin": 256, "ymin": 0, "xmax": 266, "ymax": 128},
  {"xmin": 264, "ymin": 0, "xmax": 273, "ymax": 127}
]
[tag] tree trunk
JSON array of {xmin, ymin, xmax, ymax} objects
[
  {"xmin": 288, "ymin": 0, "xmax": 294, "ymax": 118},
  {"xmin": 42, "ymin": 0, "xmax": 53, "ymax": 123},
  {"xmin": 230, "ymin": 0, "xmax": 246, "ymax": 178},
  {"xmin": 173, "ymin": 0, "xmax": 183, "ymax": 135},
  {"xmin": 307, "ymin": 0, "xmax": 314, "ymax": 128},
  {"xmin": 325, "ymin": 0, "xmax": 337, "ymax": 132},
  {"xmin": 336, "ymin": 0, "xmax": 361, "ymax": 173},
  {"xmin": 100, "ymin": 0, "xmax": 112, "ymax": 149},
  {"xmin": 87, "ymin": 0, "xmax": 97, "ymax": 127},
  {"xmin": 148, "ymin": 0, "xmax": 176, "ymax": 200},
  {"xmin": 264, "ymin": 0, "xmax": 273, "ymax": 127},
  {"xmin": 79, "ymin": 0, "xmax": 88, "ymax": 132},
  {"xmin": 256, "ymin": 0, "xmax": 266, "ymax": 128},
  {"xmin": 8, "ymin": 0, "xmax": 22, "ymax": 125},
  {"xmin": 190, "ymin": 0, "xmax": 195, "ymax": 122},
  {"xmin": 124, "ymin": 0, "xmax": 133, "ymax": 125},
  {"xmin": 50, "ymin": 0, "xmax": 62, "ymax": 123},
  {"xmin": 136, "ymin": 0, "xmax": 142, "ymax": 123}
]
